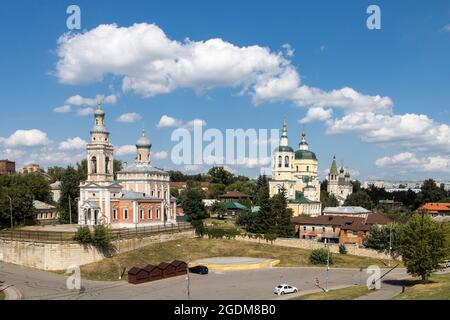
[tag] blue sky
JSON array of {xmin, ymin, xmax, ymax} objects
[{"xmin": 0, "ymin": 0, "xmax": 449, "ymax": 181}]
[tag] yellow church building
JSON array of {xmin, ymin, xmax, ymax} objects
[{"xmin": 269, "ymin": 116, "xmax": 321, "ymax": 216}]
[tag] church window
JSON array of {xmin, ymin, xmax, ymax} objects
[
  {"xmin": 105, "ymin": 157, "xmax": 110, "ymax": 174},
  {"xmin": 284, "ymin": 156, "xmax": 289, "ymax": 167},
  {"xmin": 140, "ymin": 209, "xmax": 144, "ymax": 220},
  {"xmin": 124, "ymin": 209, "xmax": 128, "ymax": 220},
  {"xmin": 158, "ymin": 191, "xmax": 161, "ymax": 198},
  {"xmin": 113, "ymin": 209, "xmax": 117, "ymax": 220},
  {"xmin": 296, "ymin": 166, "xmax": 299, "ymax": 172},
  {"xmin": 164, "ymin": 191, "xmax": 167, "ymax": 199},
  {"xmin": 156, "ymin": 208, "xmax": 160, "ymax": 219},
  {"xmin": 139, "ymin": 154, "xmax": 142, "ymax": 161},
  {"xmin": 91, "ymin": 157, "xmax": 97, "ymax": 174},
  {"xmin": 306, "ymin": 166, "xmax": 309, "ymax": 172},
  {"xmin": 312, "ymin": 227, "xmax": 315, "ymax": 231},
  {"xmin": 322, "ymin": 227, "xmax": 326, "ymax": 232},
  {"xmin": 278, "ymin": 156, "xmax": 282, "ymax": 168},
  {"xmin": 148, "ymin": 208, "xmax": 152, "ymax": 219}
]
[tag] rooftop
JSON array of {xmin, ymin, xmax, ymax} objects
[
  {"xmin": 323, "ymin": 206, "xmax": 372, "ymax": 215},
  {"xmin": 420, "ymin": 203, "xmax": 450, "ymax": 212},
  {"xmin": 219, "ymin": 191, "xmax": 251, "ymax": 199}
]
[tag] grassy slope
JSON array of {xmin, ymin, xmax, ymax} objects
[
  {"xmin": 293, "ymin": 285, "xmax": 370, "ymax": 300},
  {"xmin": 393, "ymin": 273, "xmax": 450, "ymax": 300},
  {"xmin": 0, "ymin": 290, "xmax": 5, "ymax": 300},
  {"xmin": 80, "ymin": 238, "xmax": 395, "ymax": 281}
]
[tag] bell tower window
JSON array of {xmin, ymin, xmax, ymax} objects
[
  {"xmin": 105, "ymin": 157, "xmax": 110, "ymax": 174},
  {"xmin": 91, "ymin": 157, "xmax": 97, "ymax": 174},
  {"xmin": 284, "ymin": 156, "xmax": 289, "ymax": 167},
  {"xmin": 278, "ymin": 156, "xmax": 282, "ymax": 168}
]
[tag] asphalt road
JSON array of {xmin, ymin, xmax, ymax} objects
[{"xmin": 0, "ymin": 262, "xmax": 408, "ymax": 300}]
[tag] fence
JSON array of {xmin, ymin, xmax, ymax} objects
[{"xmin": 0, "ymin": 222, "xmax": 193, "ymax": 243}]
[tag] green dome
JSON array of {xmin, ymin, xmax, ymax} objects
[
  {"xmin": 275, "ymin": 146, "xmax": 294, "ymax": 153},
  {"xmin": 295, "ymin": 149, "xmax": 317, "ymax": 160}
]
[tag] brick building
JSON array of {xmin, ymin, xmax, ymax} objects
[{"xmin": 0, "ymin": 160, "xmax": 16, "ymax": 175}]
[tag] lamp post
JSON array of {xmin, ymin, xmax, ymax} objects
[
  {"xmin": 6, "ymin": 195, "xmax": 13, "ymax": 229},
  {"xmin": 388, "ymin": 223, "xmax": 393, "ymax": 267},
  {"xmin": 177, "ymin": 244, "xmax": 190, "ymax": 300},
  {"xmin": 325, "ymin": 238, "xmax": 330, "ymax": 293}
]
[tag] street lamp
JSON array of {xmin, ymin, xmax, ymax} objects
[
  {"xmin": 6, "ymin": 195, "xmax": 13, "ymax": 229},
  {"xmin": 324, "ymin": 238, "xmax": 330, "ymax": 293},
  {"xmin": 177, "ymin": 244, "xmax": 190, "ymax": 300}
]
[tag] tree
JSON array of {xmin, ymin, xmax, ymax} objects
[
  {"xmin": 320, "ymin": 180, "xmax": 328, "ymax": 192},
  {"xmin": 344, "ymin": 190, "xmax": 374, "ymax": 210},
  {"xmin": 309, "ymin": 249, "xmax": 333, "ymax": 265},
  {"xmin": 352, "ymin": 180, "xmax": 362, "ymax": 193},
  {"xmin": 271, "ymin": 188, "xmax": 296, "ymax": 238},
  {"xmin": 364, "ymin": 224, "xmax": 399, "ymax": 257},
  {"xmin": 252, "ymin": 175, "xmax": 274, "ymax": 234},
  {"xmin": 364, "ymin": 185, "xmax": 389, "ymax": 205},
  {"xmin": 417, "ymin": 179, "xmax": 448, "ymax": 206},
  {"xmin": 58, "ymin": 166, "xmax": 81, "ymax": 224},
  {"xmin": 209, "ymin": 183, "xmax": 226, "ymax": 199},
  {"xmin": 73, "ymin": 226, "xmax": 92, "ymax": 245},
  {"xmin": 180, "ymin": 186, "xmax": 208, "ymax": 221},
  {"xmin": 210, "ymin": 201, "xmax": 227, "ymax": 219},
  {"xmin": 92, "ymin": 225, "xmax": 112, "ymax": 248},
  {"xmin": 397, "ymin": 212, "xmax": 449, "ymax": 282},
  {"xmin": 47, "ymin": 166, "xmax": 66, "ymax": 183},
  {"xmin": 320, "ymin": 190, "xmax": 339, "ymax": 209},
  {"xmin": 207, "ymin": 166, "xmax": 235, "ymax": 185}
]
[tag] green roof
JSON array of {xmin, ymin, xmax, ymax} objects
[
  {"xmin": 295, "ymin": 150, "xmax": 317, "ymax": 160},
  {"xmin": 275, "ymin": 146, "xmax": 294, "ymax": 153},
  {"xmin": 288, "ymin": 192, "xmax": 319, "ymax": 204},
  {"xmin": 330, "ymin": 157, "xmax": 338, "ymax": 175},
  {"xmin": 225, "ymin": 202, "xmax": 249, "ymax": 211}
]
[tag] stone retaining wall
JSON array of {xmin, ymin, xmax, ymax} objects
[
  {"xmin": 235, "ymin": 236, "xmax": 394, "ymax": 261},
  {"xmin": 0, "ymin": 230, "xmax": 195, "ymax": 271}
]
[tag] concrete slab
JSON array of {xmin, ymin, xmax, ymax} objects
[{"xmin": 190, "ymin": 257, "xmax": 280, "ymax": 271}]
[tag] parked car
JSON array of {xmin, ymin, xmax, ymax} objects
[
  {"xmin": 189, "ymin": 265, "xmax": 209, "ymax": 275},
  {"xmin": 274, "ymin": 284, "xmax": 298, "ymax": 295}
]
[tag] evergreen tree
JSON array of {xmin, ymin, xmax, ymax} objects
[
  {"xmin": 271, "ymin": 187, "xmax": 296, "ymax": 238},
  {"xmin": 252, "ymin": 175, "xmax": 273, "ymax": 234},
  {"xmin": 398, "ymin": 212, "xmax": 449, "ymax": 282}
]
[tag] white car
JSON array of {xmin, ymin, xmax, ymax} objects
[{"xmin": 274, "ymin": 284, "xmax": 298, "ymax": 295}]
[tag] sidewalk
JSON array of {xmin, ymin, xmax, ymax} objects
[{"xmin": 0, "ymin": 285, "xmax": 23, "ymax": 300}]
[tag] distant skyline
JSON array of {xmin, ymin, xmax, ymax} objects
[{"xmin": 0, "ymin": 0, "xmax": 449, "ymax": 181}]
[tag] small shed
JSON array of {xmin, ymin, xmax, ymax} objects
[
  {"xmin": 144, "ymin": 264, "xmax": 163, "ymax": 282},
  {"xmin": 159, "ymin": 262, "xmax": 177, "ymax": 278},
  {"xmin": 127, "ymin": 267, "xmax": 149, "ymax": 285},
  {"xmin": 171, "ymin": 260, "xmax": 188, "ymax": 276}
]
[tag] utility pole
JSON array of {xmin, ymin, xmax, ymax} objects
[
  {"xmin": 325, "ymin": 239, "xmax": 330, "ymax": 293},
  {"xmin": 388, "ymin": 223, "xmax": 393, "ymax": 267},
  {"xmin": 68, "ymin": 195, "xmax": 72, "ymax": 225},
  {"xmin": 6, "ymin": 196, "xmax": 13, "ymax": 229}
]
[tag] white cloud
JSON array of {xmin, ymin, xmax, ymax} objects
[
  {"xmin": 55, "ymin": 23, "xmax": 390, "ymax": 114},
  {"xmin": 115, "ymin": 145, "xmax": 136, "ymax": 156},
  {"xmin": 54, "ymin": 105, "xmax": 72, "ymax": 113},
  {"xmin": 76, "ymin": 107, "xmax": 95, "ymax": 116},
  {"xmin": 0, "ymin": 129, "xmax": 51, "ymax": 147},
  {"xmin": 65, "ymin": 94, "xmax": 117, "ymax": 106},
  {"xmin": 282, "ymin": 43, "xmax": 294, "ymax": 57},
  {"xmin": 153, "ymin": 151, "xmax": 168, "ymax": 160},
  {"xmin": 241, "ymin": 157, "xmax": 271, "ymax": 168},
  {"xmin": 376, "ymin": 152, "xmax": 450, "ymax": 173},
  {"xmin": 117, "ymin": 112, "xmax": 142, "ymax": 123},
  {"xmin": 299, "ymin": 107, "xmax": 333, "ymax": 124},
  {"xmin": 183, "ymin": 118, "xmax": 207, "ymax": 130},
  {"xmin": 58, "ymin": 137, "xmax": 87, "ymax": 151},
  {"xmin": 157, "ymin": 115, "xmax": 183, "ymax": 128},
  {"xmin": 443, "ymin": 24, "xmax": 450, "ymax": 32},
  {"xmin": 326, "ymin": 112, "xmax": 450, "ymax": 152}
]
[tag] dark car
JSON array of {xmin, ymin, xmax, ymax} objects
[{"xmin": 189, "ymin": 265, "xmax": 209, "ymax": 275}]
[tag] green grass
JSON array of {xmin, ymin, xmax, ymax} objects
[
  {"xmin": 393, "ymin": 273, "xmax": 450, "ymax": 300},
  {"xmin": 0, "ymin": 290, "xmax": 5, "ymax": 300},
  {"xmin": 79, "ymin": 238, "xmax": 396, "ymax": 281},
  {"xmin": 292, "ymin": 285, "xmax": 370, "ymax": 300}
]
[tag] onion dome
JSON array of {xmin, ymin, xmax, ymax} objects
[{"xmin": 136, "ymin": 128, "xmax": 152, "ymax": 148}]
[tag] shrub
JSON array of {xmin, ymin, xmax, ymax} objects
[
  {"xmin": 309, "ymin": 248, "xmax": 333, "ymax": 265},
  {"xmin": 264, "ymin": 232, "xmax": 277, "ymax": 244},
  {"xmin": 92, "ymin": 225, "xmax": 112, "ymax": 248},
  {"xmin": 191, "ymin": 220, "xmax": 206, "ymax": 237},
  {"xmin": 339, "ymin": 244, "xmax": 348, "ymax": 255},
  {"xmin": 73, "ymin": 226, "xmax": 92, "ymax": 245}
]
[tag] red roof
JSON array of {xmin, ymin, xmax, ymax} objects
[
  {"xmin": 420, "ymin": 203, "xmax": 450, "ymax": 212},
  {"xmin": 218, "ymin": 191, "xmax": 251, "ymax": 199}
]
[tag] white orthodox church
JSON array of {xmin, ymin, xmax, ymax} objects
[
  {"xmin": 77, "ymin": 98, "xmax": 177, "ymax": 228},
  {"xmin": 327, "ymin": 156, "xmax": 353, "ymax": 205},
  {"xmin": 269, "ymin": 116, "xmax": 321, "ymax": 216}
]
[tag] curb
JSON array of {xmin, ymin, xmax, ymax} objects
[{"xmin": 189, "ymin": 259, "xmax": 280, "ymax": 271}]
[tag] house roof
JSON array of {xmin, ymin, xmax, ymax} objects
[
  {"xmin": 420, "ymin": 203, "xmax": 450, "ymax": 212},
  {"xmin": 323, "ymin": 206, "xmax": 372, "ymax": 215},
  {"xmin": 170, "ymin": 181, "xmax": 210, "ymax": 188},
  {"xmin": 289, "ymin": 192, "xmax": 320, "ymax": 204},
  {"xmin": 219, "ymin": 191, "xmax": 251, "ymax": 199},
  {"xmin": 143, "ymin": 264, "xmax": 161, "ymax": 272},
  {"xmin": 120, "ymin": 190, "xmax": 162, "ymax": 201},
  {"xmin": 158, "ymin": 262, "xmax": 173, "ymax": 270},
  {"xmin": 171, "ymin": 260, "xmax": 187, "ymax": 267},
  {"xmin": 365, "ymin": 212, "xmax": 394, "ymax": 225},
  {"xmin": 119, "ymin": 163, "xmax": 167, "ymax": 175},
  {"xmin": 128, "ymin": 267, "xmax": 144, "ymax": 275},
  {"xmin": 33, "ymin": 200, "xmax": 56, "ymax": 211}
]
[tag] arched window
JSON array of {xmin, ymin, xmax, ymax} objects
[
  {"xmin": 91, "ymin": 157, "xmax": 97, "ymax": 174},
  {"xmin": 278, "ymin": 156, "xmax": 282, "ymax": 168},
  {"xmin": 306, "ymin": 165, "xmax": 309, "ymax": 172},
  {"xmin": 139, "ymin": 154, "xmax": 142, "ymax": 161},
  {"xmin": 105, "ymin": 157, "xmax": 110, "ymax": 174},
  {"xmin": 284, "ymin": 156, "xmax": 289, "ymax": 167}
]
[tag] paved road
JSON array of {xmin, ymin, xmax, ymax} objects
[{"xmin": 0, "ymin": 262, "xmax": 408, "ymax": 300}]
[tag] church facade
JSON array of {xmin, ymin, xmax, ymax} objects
[
  {"xmin": 77, "ymin": 98, "xmax": 177, "ymax": 228},
  {"xmin": 269, "ymin": 116, "xmax": 321, "ymax": 217},
  {"xmin": 327, "ymin": 156, "xmax": 353, "ymax": 205}
]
